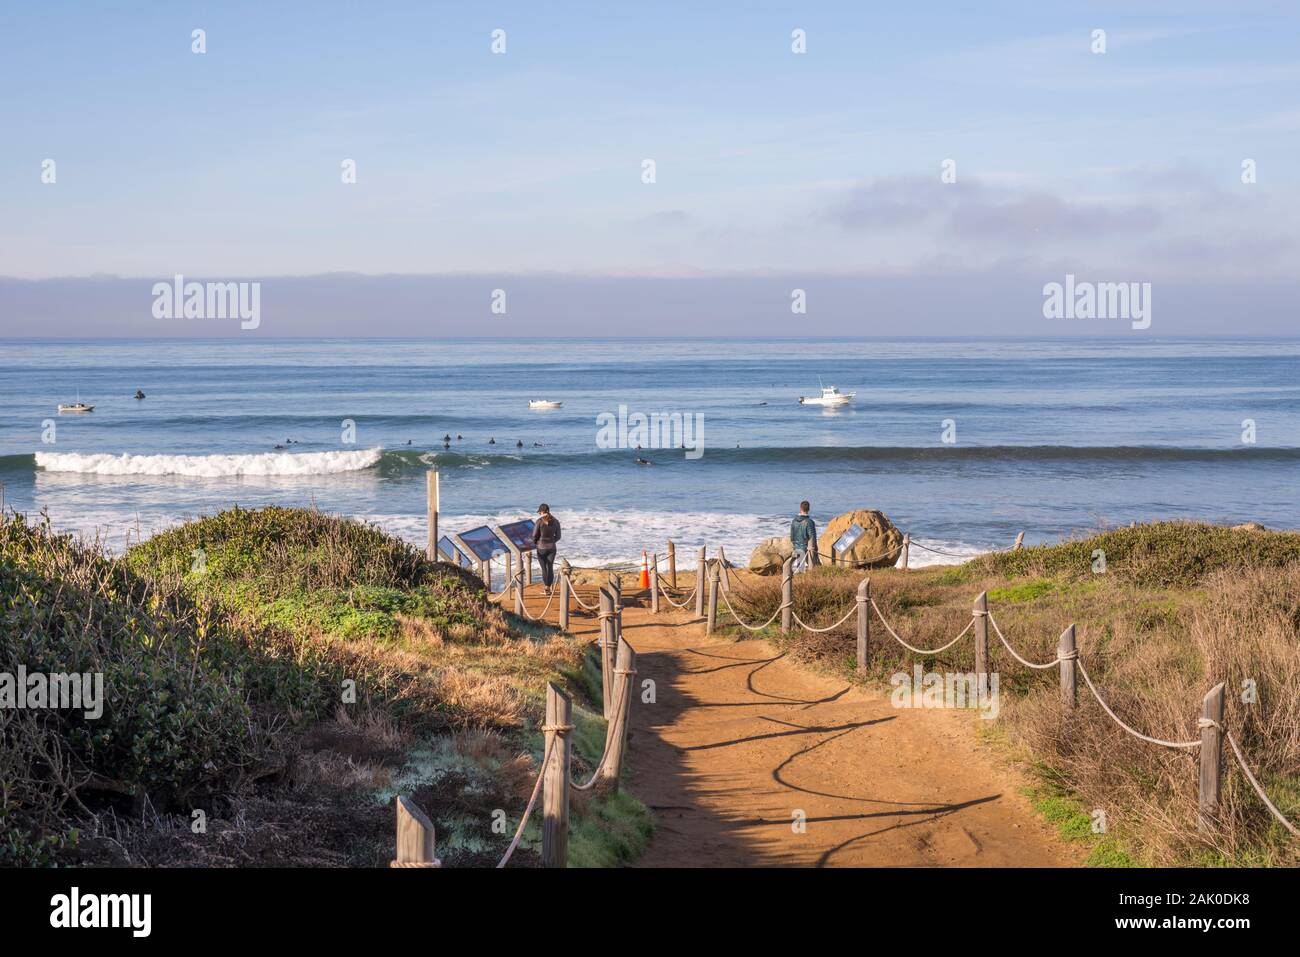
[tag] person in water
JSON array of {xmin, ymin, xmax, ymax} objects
[
  {"xmin": 532, "ymin": 504, "xmax": 562, "ymax": 595},
  {"xmin": 790, "ymin": 500, "xmax": 820, "ymax": 572}
]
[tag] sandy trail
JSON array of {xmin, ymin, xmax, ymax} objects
[{"xmin": 533, "ymin": 588, "xmax": 1075, "ymax": 867}]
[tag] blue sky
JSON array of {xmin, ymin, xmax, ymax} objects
[{"xmin": 1, "ymin": 2, "xmax": 1297, "ymax": 334}]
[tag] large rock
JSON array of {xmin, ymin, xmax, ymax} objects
[
  {"xmin": 748, "ymin": 537, "xmax": 793, "ymax": 575},
  {"xmin": 817, "ymin": 509, "xmax": 903, "ymax": 568}
]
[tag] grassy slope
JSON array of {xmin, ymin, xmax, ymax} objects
[
  {"xmin": 722, "ymin": 522, "xmax": 1300, "ymax": 867},
  {"xmin": 2, "ymin": 507, "xmax": 649, "ymax": 867}
]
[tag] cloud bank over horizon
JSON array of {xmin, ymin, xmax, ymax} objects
[{"xmin": 1, "ymin": 2, "xmax": 1296, "ymax": 335}]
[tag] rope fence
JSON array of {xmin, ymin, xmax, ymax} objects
[{"xmin": 403, "ymin": 479, "xmax": 1294, "ymax": 862}]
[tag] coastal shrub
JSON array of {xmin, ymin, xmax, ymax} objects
[
  {"xmin": 723, "ymin": 524, "xmax": 1300, "ymax": 866},
  {"xmin": 125, "ymin": 506, "xmax": 487, "ymax": 643},
  {"xmin": 0, "ymin": 513, "xmax": 339, "ymax": 864},
  {"xmin": 974, "ymin": 521, "xmax": 1300, "ymax": 588}
]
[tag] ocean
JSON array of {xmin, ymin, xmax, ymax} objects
[{"xmin": 2, "ymin": 337, "xmax": 1297, "ymax": 569}]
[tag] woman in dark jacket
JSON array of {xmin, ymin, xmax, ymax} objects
[{"xmin": 532, "ymin": 504, "xmax": 562, "ymax": 594}]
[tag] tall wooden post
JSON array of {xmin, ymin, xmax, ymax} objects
[
  {"xmin": 558, "ymin": 572, "xmax": 571, "ymax": 631},
  {"xmin": 504, "ymin": 551, "xmax": 514, "ymax": 595},
  {"xmin": 695, "ymin": 546, "xmax": 706, "ymax": 617},
  {"xmin": 856, "ymin": 579, "xmax": 870, "ymax": 673},
  {"xmin": 598, "ymin": 588, "xmax": 616, "ymax": 720},
  {"xmin": 1058, "ymin": 624, "xmax": 1077, "ymax": 709},
  {"xmin": 608, "ymin": 573, "xmax": 622, "ymax": 646},
  {"xmin": 900, "ymin": 532, "xmax": 910, "ymax": 570},
  {"xmin": 1013, "ymin": 531, "xmax": 1025, "ymax": 551},
  {"xmin": 667, "ymin": 540, "xmax": 677, "ymax": 588},
  {"xmin": 513, "ymin": 554, "xmax": 525, "ymax": 616},
  {"xmin": 391, "ymin": 796, "xmax": 440, "ymax": 867},
  {"xmin": 1198, "ymin": 682, "xmax": 1226, "ymax": 833},
  {"xmin": 542, "ymin": 684, "xmax": 571, "ymax": 868},
  {"xmin": 599, "ymin": 638, "xmax": 637, "ymax": 791},
  {"xmin": 650, "ymin": 553, "xmax": 660, "ymax": 613},
  {"xmin": 781, "ymin": 556, "xmax": 794, "ymax": 633},
  {"xmin": 973, "ymin": 592, "xmax": 989, "ymax": 686},
  {"xmin": 706, "ymin": 560, "xmax": 720, "ymax": 635},
  {"xmin": 425, "ymin": 470, "xmax": 439, "ymax": 561},
  {"xmin": 718, "ymin": 547, "xmax": 732, "ymax": 593}
]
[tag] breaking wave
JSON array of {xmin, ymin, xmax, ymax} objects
[{"xmin": 33, "ymin": 448, "xmax": 385, "ymax": 477}]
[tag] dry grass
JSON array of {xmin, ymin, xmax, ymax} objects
[{"xmin": 724, "ymin": 526, "xmax": 1300, "ymax": 866}]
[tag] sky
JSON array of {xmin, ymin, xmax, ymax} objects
[{"xmin": 1, "ymin": 1, "xmax": 1297, "ymax": 335}]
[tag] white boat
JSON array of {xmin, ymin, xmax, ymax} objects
[
  {"xmin": 528, "ymin": 399, "xmax": 563, "ymax": 409},
  {"xmin": 798, "ymin": 384, "xmax": 854, "ymax": 406},
  {"xmin": 58, "ymin": 391, "xmax": 94, "ymax": 413}
]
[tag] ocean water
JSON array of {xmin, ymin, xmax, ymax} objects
[{"xmin": 2, "ymin": 337, "xmax": 1298, "ymax": 569}]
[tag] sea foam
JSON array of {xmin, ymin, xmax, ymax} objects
[{"xmin": 34, "ymin": 448, "xmax": 384, "ymax": 477}]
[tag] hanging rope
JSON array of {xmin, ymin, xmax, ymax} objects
[
  {"xmin": 791, "ymin": 603, "xmax": 858, "ymax": 634},
  {"xmin": 571, "ymin": 669, "xmax": 636, "ymax": 791},
  {"xmin": 986, "ymin": 611, "xmax": 1062, "ymax": 670},
  {"xmin": 1075, "ymin": 660, "xmax": 1201, "ymax": 749},
  {"xmin": 717, "ymin": 585, "xmax": 785, "ymax": 632},
  {"xmin": 1225, "ymin": 731, "xmax": 1300, "ymax": 838},
  {"xmin": 495, "ymin": 736, "xmax": 556, "ymax": 868},
  {"xmin": 870, "ymin": 599, "xmax": 974, "ymax": 654}
]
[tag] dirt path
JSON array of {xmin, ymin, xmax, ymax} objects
[{"xmin": 560, "ymin": 597, "xmax": 1077, "ymax": 867}]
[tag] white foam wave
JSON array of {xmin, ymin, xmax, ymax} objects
[
  {"xmin": 366, "ymin": 510, "xmax": 989, "ymax": 570},
  {"xmin": 34, "ymin": 448, "xmax": 384, "ymax": 478}
]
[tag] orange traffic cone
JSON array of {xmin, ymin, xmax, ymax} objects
[{"xmin": 640, "ymin": 551, "xmax": 651, "ymax": 589}]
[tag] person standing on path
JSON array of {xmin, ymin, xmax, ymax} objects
[
  {"xmin": 790, "ymin": 500, "xmax": 819, "ymax": 572},
  {"xmin": 533, "ymin": 504, "xmax": 562, "ymax": 594}
]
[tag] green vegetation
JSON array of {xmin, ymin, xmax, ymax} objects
[
  {"xmin": 723, "ymin": 522, "xmax": 1300, "ymax": 867},
  {"xmin": 3, "ymin": 507, "xmax": 650, "ymax": 868}
]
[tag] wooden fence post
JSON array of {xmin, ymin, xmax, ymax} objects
[
  {"xmin": 718, "ymin": 546, "xmax": 732, "ymax": 593},
  {"xmin": 598, "ymin": 587, "xmax": 616, "ymax": 720},
  {"xmin": 1058, "ymin": 624, "xmax": 1077, "ymax": 709},
  {"xmin": 542, "ymin": 683, "xmax": 572, "ymax": 868},
  {"xmin": 705, "ymin": 560, "xmax": 721, "ymax": 634},
  {"xmin": 391, "ymin": 795, "xmax": 440, "ymax": 867},
  {"xmin": 599, "ymin": 638, "xmax": 637, "ymax": 791},
  {"xmin": 1198, "ymin": 682, "xmax": 1226, "ymax": 833},
  {"xmin": 504, "ymin": 550, "xmax": 513, "ymax": 595},
  {"xmin": 856, "ymin": 578, "xmax": 870, "ymax": 673},
  {"xmin": 667, "ymin": 540, "xmax": 677, "ymax": 588},
  {"xmin": 558, "ymin": 571, "xmax": 571, "ymax": 631},
  {"xmin": 780, "ymin": 556, "xmax": 794, "ymax": 633},
  {"xmin": 695, "ymin": 546, "xmax": 706, "ymax": 617},
  {"xmin": 513, "ymin": 554, "xmax": 526, "ymax": 617},
  {"xmin": 525, "ymin": 550, "xmax": 534, "ymax": 586},
  {"xmin": 608, "ymin": 574, "xmax": 622, "ymax": 645},
  {"xmin": 1013, "ymin": 531, "xmax": 1025, "ymax": 550},
  {"xmin": 425, "ymin": 470, "xmax": 439, "ymax": 561},
  {"xmin": 973, "ymin": 591, "xmax": 989, "ymax": 686},
  {"xmin": 650, "ymin": 553, "xmax": 660, "ymax": 614},
  {"xmin": 900, "ymin": 532, "xmax": 910, "ymax": 570}
]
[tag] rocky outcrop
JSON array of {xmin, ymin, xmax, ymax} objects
[
  {"xmin": 748, "ymin": 537, "xmax": 793, "ymax": 575},
  {"xmin": 816, "ymin": 509, "xmax": 903, "ymax": 568}
]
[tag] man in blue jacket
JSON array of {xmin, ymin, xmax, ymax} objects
[{"xmin": 790, "ymin": 501, "xmax": 819, "ymax": 572}]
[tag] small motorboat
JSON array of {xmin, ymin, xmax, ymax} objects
[
  {"xmin": 528, "ymin": 399, "xmax": 563, "ymax": 409},
  {"xmin": 798, "ymin": 384, "xmax": 855, "ymax": 406},
  {"xmin": 58, "ymin": 391, "xmax": 94, "ymax": 413}
]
